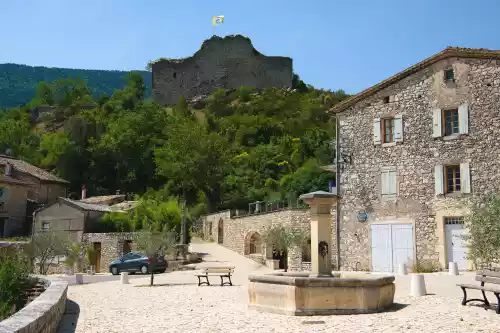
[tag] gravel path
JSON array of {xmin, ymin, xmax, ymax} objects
[{"xmin": 57, "ymin": 242, "xmax": 500, "ymax": 333}]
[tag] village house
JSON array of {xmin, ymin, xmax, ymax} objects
[
  {"xmin": 330, "ymin": 47, "xmax": 500, "ymax": 272},
  {"xmin": 33, "ymin": 186, "xmax": 137, "ymax": 273},
  {"xmin": 0, "ymin": 154, "xmax": 69, "ymax": 237}
]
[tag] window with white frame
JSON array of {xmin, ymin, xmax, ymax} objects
[
  {"xmin": 432, "ymin": 103, "xmax": 469, "ymax": 138},
  {"xmin": 434, "ymin": 163, "xmax": 471, "ymax": 195},
  {"xmin": 41, "ymin": 222, "xmax": 50, "ymax": 231},
  {"xmin": 381, "ymin": 167, "xmax": 397, "ymax": 200},
  {"xmin": 373, "ymin": 115, "xmax": 403, "ymax": 145}
]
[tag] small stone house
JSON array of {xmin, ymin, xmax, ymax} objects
[
  {"xmin": 330, "ymin": 47, "xmax": 500, "ymax": 272},
  {"xmin": 0, "ymin": 155, "xmax": 68, "ymax": 237}
]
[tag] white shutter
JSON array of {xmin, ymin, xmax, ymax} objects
[
  {"xmin": 389, "ymin": 171, "xmax": 397, "ymax": 195},
  {"xmin": 381, "ymin": 171, "xmax": 389, "ymax": 195},
  {"xmin": 459, "ymin": 103, "xmax": 469, "ymax": 134},
  {"xmin": 394, "ymin": 115, "xmax": 403, "ymax": 142},
  {"xmin": 373, "ymin": 118, "xmax": 381, "ymax": 145},
  {"xmin": 460, "ymin": 162, "xmax": 471, "ymax": 193},
  {"xmin": 432, "ymin": 108, "xmax": 442, "ymax": 138},
  {"xmin": 435, "ymin": 165, "xmax": 444, "ymax": 195}
]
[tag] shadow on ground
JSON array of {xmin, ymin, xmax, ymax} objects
[
  {"xmin": 135, "ymin": 283, "xmax": 242, "ymax": 287},
  {"xmin": 56, "ymin": 300, "xmax": 80, "ymax": 333},
  {"xmin": 386, "ymin": 302, "xmax": 410, "ymax": 312}
]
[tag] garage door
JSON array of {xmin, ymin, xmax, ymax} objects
[
  {"xmin": 445, "ymin": 220, "xmax": 468, "ymax": 270},
  {"xmin": 371, "ymin": 223, "xmax": 414, "ymax": 272}
]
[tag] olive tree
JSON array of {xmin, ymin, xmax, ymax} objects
[
  {"xmin": 25, "ymin": 231, "xmax": 71, "ymax": 274},
  {"xmin": 463, "ymin": 193, "xmax": 500, "ymax": 269},
  {"xmin": 135, "ymin": 230, "xmax": 177, "ymax": 286},
  {"xmin": 262, "ymin": 225, "xmax": 309, "ymax": 272}
]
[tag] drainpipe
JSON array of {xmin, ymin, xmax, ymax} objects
[{"xmin": 335, "ymin": 115, "xmax": 341, "ymax": 270}]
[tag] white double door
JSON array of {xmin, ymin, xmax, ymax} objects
[{"xmin": 371, "ymin": 223, "xmax": 414, "ymax": 273}]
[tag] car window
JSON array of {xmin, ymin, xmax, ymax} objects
[{"xmin": 122, "ymin": 253, "xmax": 137, "ymax": 260}]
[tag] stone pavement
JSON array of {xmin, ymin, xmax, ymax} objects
[{"xmin": 57, "ymin": 240, "xmax": 500, "ymax": 333}]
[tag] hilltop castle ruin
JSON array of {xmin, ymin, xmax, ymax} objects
[{"xmin": 151, "ymin": 35, "xmax": 293, "ymax": 106}]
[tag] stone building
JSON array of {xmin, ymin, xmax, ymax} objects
[
  {"xmin": 152, "ymin": 35, "xmax": 293, "ymax": 106},
  {"xmin": 330, "ymin": 47, "xmax": 500, "ymax": 272},
  {"xmin": 201, "ymin": 206, "xmax": 339, "ymax": 271},
  {"xmin": 0, "ymin": 155, "xmax": 68, "ymax": 237}
]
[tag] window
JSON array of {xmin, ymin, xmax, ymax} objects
[
  {"xmin": 443, "ymin": 109, "xmax": 459, "ymax": 136},
  {"xmin": 41, "ymin": 222, "xmax": 50, "ymax": 231},
  {"xmin": 445, "ymin": 165, "xmax": 461, "ymax": 193},
  {"xmin": 383, "ymin": 96, "xmax": 390, "ymax": 104},
  {"xmin": 373, "ymin": 116, "xmax": 403, "ymax": 145},
  {"xmin": 444, "ymin": 69, "xmax": 454, "ymax": 82},
  {"xmin": 381, "ymin": 167, "xmax": 397, "ymax": 200},
  {"xmin": 444, "ymin": 217, "xmax": 464, "ymax": 225},
  {"xmin": 382, "ymin": 118, "xmax": 396, "ymax": 143}
]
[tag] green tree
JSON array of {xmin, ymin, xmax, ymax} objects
[
  {"xmin": 262, "ymin": 225, "xmax": 309, "ymax": 272},
  {"xmin": 463, "ymin": 193, "xmax": 500, "ymax": 269}
]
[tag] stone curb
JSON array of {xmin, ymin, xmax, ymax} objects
[{"xmin": 0, "ymin": 276, "xmax": 68, "ymax": 333}]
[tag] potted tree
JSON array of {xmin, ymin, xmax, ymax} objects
[{"xmin": 85, "ymin": 245, "xmax": 97, "ymax": 275}]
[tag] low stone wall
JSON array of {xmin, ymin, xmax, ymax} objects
[{"xmin": 0, "ymin": 276, "xmax": 68, "ymax": 333}]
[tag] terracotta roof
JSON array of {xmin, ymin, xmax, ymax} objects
[
  {"xmin": 329, "ymin": 47, "xmax": 500, "ymax": 114},
  {"xmin": 0, "ymin": 155, "xmax": 69, "ymax": 184},
  {"xmin": 0, "ymin": 175, "xmax": 37, "ymax": 186},
  {"xmin": 60, "ymin": 197, "xmax": 122, "ymax": 213},
  {"xmin": 79, "ymin": 195, "xmax": 125, "ymax": 205}
]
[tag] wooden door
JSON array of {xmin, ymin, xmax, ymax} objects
[{"xmin": 93, "ymin": 242, "xmax": 102, "ymax": 273}]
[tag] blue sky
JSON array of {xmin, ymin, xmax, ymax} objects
[{"xmin": 1, "ymin": 0, "xmax": 499, "ymax": 94}]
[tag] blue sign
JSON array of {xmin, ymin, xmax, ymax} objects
[{"xmin": 357, "ymin": 211, "xmax": 368, "ymax": 222}]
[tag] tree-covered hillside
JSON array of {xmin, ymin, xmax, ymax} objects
[
  {"xmin": 0, "ymin": 73, "xmax": 348, "ymax": 218},
  {"xmin": 0, "ymin": 63, "xmax": 152, "ymax": 109}
]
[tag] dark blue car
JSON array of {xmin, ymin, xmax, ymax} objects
[{"xmin": 109, "ymin": 252, "xmax": 167, "ymax": 275}]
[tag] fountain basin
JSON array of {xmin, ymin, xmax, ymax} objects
[{"xmin": 248, "ymin": 272, "xmax": 395, "ymax": 316}]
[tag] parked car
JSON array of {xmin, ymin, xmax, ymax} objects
[{"xmin": 109, "ymin": 252, "xmax": 168, "ymax": 275}]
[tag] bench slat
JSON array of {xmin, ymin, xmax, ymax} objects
[
  {"xmin": 477, "ymin": 270, "xmax": 500, "ymax": 278},
  {"xmin": 201, "ymin": 268, "xmax": 234, "ymax": 274},
  {"xmin": 475, "ymin": 276, "xmax": 500, "ymax": 285},
  {"xmin": 458, "ymin": 283, "xmax": 500, "ymax": 293}
]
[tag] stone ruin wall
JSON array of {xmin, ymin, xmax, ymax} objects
[{"xmin": 152, "ymin": 35, "xmax": 293, "ymax": 106}]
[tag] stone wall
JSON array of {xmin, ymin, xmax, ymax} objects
[
  {"xmin": 201, "ymin": 208, "xmax": 339, "ymax": 271},
  {"xmin": 82, "ymin": 232, "xmax": 137, "ymax": 273},
  {"xmin": 0, "ymin": 276, "xmax": 68, "ymax": 333},
  {"xmin": 336, "ymin": 56, "xmax": 500, "ymax": 270},
  {"xmin": 152, "ymin": 35, "xmax": 293, "ymax": 106}
]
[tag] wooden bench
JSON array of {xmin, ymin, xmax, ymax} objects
[
  {"xmin": 195, "ymin": 267, "xmax": 234, "ymax": 286},
  {"xmin": 457, "ymin": 270, "xmax": 500, "ymax": 313}
]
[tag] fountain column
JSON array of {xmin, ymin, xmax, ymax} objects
[{"xmin": 299, "ymin": 191, "xmax": 337, "ymax": 278}]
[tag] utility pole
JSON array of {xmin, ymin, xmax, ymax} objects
[{"xmin": 181, "ymin": 200, "xmax": 187, "ymax": 244}]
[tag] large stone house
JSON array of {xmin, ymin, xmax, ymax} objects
[
  {"xmin": 0, "ymin": 155, "xmax": 68, "ymax": 237},
  {"xmin": 330, "ymin": 47, "xmax": 500, "ymax": 272}
]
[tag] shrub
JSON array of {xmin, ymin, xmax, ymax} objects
[
  {"xmin": 0, "ymin": 255, "xmax": 31, "ymax": 320},
  {"xmin": 411, "ymin": 260, "xmax": 440, "ymax": 273}
]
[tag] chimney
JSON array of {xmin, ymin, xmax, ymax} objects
[
  {"xmin": 4, "ymin": 163, "xmax": 12, "ymax": 177},
  {"xmin": 81, "ymin": 185, "xmax": 87, "ymax": 200}
]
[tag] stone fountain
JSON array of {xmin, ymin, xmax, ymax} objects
[{"xmin": 248, "ymin": 191, "xmax": 395, "ymax": 316}]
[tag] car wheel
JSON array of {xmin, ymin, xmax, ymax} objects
[
  {"xmin": 140, "ymin": 265, "xmax": 149, "ymax": 274},
  {"xmin": 111, "ymin": 266, "xmax": 119, "ymax": 276}
]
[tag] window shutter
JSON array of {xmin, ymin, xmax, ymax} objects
[
  {"xmin": 435, "ymin": 165, "xmax": 444, "ymax": 195},
  {"xmin": 373, "ymin": 118, "xmax": 381, "ymax": 145},
  {"xmin": 459, "ymin": 103, "xmax": 469, "ymax": 134},
  {"xmin": 389, "ymin": 170, "xmax": 397, "ymax": 195},
  {"xmin": 381, "ymin": 171, "xmax": 389, "ymax": 195},
  {"xmin": 460, "ymin": 162, "xmax": 471, "ymax": 193},
  {"xmin": 394, "ymin": 115, "xmax": 403, "ymax": 142},
  {"xmin": 432, "ymin": 108, "xmax": 442, "ymax": 138}
]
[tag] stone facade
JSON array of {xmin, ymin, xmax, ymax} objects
[
  {"xmin": 201, "ymin": 208, "xmax": 339, "ymax": 271},
  {"xmin": 82, "ymin": 232, "xmax": 137, "ymax": 273},
  {"xmin": 152, "ymin": 35, "xmax": 293, "ymax": 106},
  {"xmin": 331, "ymin": 48, "xmax": 500, "ymax": 271}
]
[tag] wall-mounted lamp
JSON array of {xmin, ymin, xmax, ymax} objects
[{"xmin": 357, "ymin": 210, "xmax": 368, "ymax": 223}]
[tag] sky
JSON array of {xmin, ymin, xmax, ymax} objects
[{"xmin": 1, "ymin": 0, "xmax": 500, "ymax": 94}]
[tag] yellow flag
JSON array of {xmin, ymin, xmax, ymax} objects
[{"xmin": 212, "ymin": 15, "xmax": 225, "ymax": 26}]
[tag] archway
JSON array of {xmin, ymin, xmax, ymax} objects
[
  {"xmin": 217, "ymin": 218, "xmax": 224, "ymax": 244},
  {"xmin": 302, "ymin": 238, "xmax": 312, "ymax": 262},
  {"xmin": 244, "ymin": 231, "xmax": 262, "ymax": 255}
]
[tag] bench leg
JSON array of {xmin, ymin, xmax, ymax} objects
[
  {"xmin": 461, "ymin": 287, "xmax": 467, "ymax": 306},
  {"xmin": 197, "ymin": 275, "xmax": 210, "ymax": 286},
  {"xmin": 220, "ymin": 275, "xmax": 233, "ymax": 286},
  {"xmin": 494, "ymin": 293, "xmax": 500, "ymax": 314},
  {"xmin": 482, "ymin": 290, "xmax": 491, "ymax": 307},
  {"xmin": 461, "ymin": 287, "xmax": 490, "ymax": 308}
]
